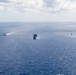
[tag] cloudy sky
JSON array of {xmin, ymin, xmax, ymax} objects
[{"xmin": 0, "ymin": 0, "xmax": 76, "ymax": 22}]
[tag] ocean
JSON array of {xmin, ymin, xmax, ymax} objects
[{"xmin": 0, "ymin": 22, "xmax": 76, "ymax": 75}]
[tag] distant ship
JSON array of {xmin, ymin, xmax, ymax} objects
[
  {"xmin": 33, "ymin": 34, "xmax": 37, "ymax": 40},
  {"xmin": 71, "ymin": 33, "xmax": 73, "ymax": 36},
  {"xmin": 3, "ymin": 33, "xmax": 6, "ymax": 36}
]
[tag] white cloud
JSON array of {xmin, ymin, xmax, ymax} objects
[{"xmin": 0, "ymin": 0, "xmax": 76, "ymax": 13}]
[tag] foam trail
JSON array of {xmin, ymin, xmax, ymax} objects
[
  {"xmin": 37, "ymin": 37, "xmax": 41, "ymax": 39},
  {"xmin": 7, "ymin": 32, "xmax": 15, "ymax": 35},
  {"xmin": 31, "ymin": 37, "xmax": 41, "ymax": 40}
]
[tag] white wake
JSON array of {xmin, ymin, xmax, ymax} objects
[
  {"xmin": 7, "ymin": 32, "xmax": 15, "ymax": 35},
  {"xmin": 31, "ymin": 37, "xmax": 41, "ymax": 40}
]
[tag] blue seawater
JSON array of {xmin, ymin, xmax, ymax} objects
[{"xmin": 0, "ymin": 22, "xmax": 76, "ymax": 75}]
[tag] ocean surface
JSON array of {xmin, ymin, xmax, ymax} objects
[{"xmin": 0, "ymin": 22, "xmax": 76, "ymax": 75}]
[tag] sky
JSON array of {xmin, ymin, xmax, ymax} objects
[{"xmin": 0, "ymin": 0, "xmax": 76, "ymax": 22}]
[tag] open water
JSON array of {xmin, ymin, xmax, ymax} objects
[{"xmin": 0, "ymin": 22, "xmax": 76, "ymax": 75}]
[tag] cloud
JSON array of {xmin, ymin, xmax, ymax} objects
[
  {"xmin": 0, "ymin": 0, "xmax": 9, "ymax": 3},
  {"xmin": 0, "ymin": 0, "xmax": 76, "ymax": 13},
  {"xmin": 42, "ymin": 0, "xmax": 76, "ymax": 13}
]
